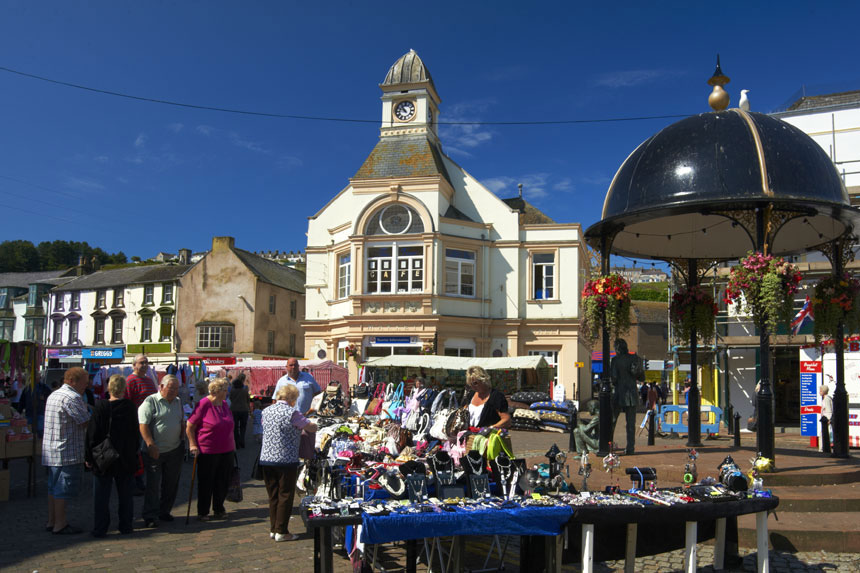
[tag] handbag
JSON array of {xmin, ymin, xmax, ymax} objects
[
  {"xmin": 226, "ymin": 453, "xmax": 243, "ymax": 502},
  {"xmin": 251, "ymin": 446, "xmax": 264, "ymax": 480},
  {"xmin": 354, "ymin": 382, "xmax": 369, "ymax": 399},
  {"xmin": 429, "ymin": 389, "xmax": 458, "ymax": 440},
  {"xmin": 92, "ymin": 407, "xmax": 120, "ymax": 474},
  {"xmin": 364, "ymin": 384, "xmax": 385, "ymax": 416},
  {"xmin": 445, "ymin": 406, "xmax": 470, "ymax": 437},
  {"xmin": 381, "ymin": 382, "xmax": 404, "ymax": 421}
]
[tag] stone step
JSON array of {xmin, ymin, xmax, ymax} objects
[
  {"xmin": 738, "ymin": 510, "xmax": 860, "ymax": 553},
  {"xmin": 770, "ymin": 482, "xmax": 860, "ymax": 512}
]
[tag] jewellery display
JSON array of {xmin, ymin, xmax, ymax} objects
[
  {"xmin": 430, "ymin": 451, "xmax": 455, "ymax": 486},
  {"xmin": 463, "ymin": 451, "xmax": 484, "ymax": 475}
]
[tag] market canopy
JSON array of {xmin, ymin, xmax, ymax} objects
[{"xmin": 362, "ymin": 355, "xmax": 548, "ymax": 370}]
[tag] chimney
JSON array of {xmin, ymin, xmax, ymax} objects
[
  {"xmin": 91, "ymin": 256, "xmax": 100, "ymax": 272},
  {"xmin": 178, "ymin": 248, "xmax": 191, "ymax": 265},
  {"xmin": 212, "ymin": 236, "xmax": 235, "ymax": 252}
]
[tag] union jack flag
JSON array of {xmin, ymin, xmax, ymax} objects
[{"xmin": 791, "ymin": 295, "xmax": 814, "ymax": 335}]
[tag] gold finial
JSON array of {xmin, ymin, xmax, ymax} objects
[{"xmin": 707, "ymin": 54, "xmax": 731, "ymax": 111}]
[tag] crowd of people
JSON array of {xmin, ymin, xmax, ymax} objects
[{"xmin": 36, "ymin": 354, "xmax": 320, "ymax": 541}]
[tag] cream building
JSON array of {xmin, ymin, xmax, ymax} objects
[{"xmin": 303, "ymin": 50, "xmax": 591, "ymax": 401}]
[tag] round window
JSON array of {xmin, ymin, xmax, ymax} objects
[{"xmin": 378, "ymin": 204, "xmax": 412, "ymax": 235}]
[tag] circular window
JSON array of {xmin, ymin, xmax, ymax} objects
[{"xmin": 378, "ymin": 204, "xmax": 412, "ymax": 235}]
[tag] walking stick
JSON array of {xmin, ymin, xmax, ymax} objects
[{"xmin": 185, "ymin": 453, "xmax": 198, "ymax": 525}]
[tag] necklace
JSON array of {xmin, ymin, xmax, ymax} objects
[
  {"xmin": 464, "ymin": 452, "xmax": 484, "ymax": 475},
  {"xmin": 380, "ymin": 473, "xmax": 405, "ymax": 496}
]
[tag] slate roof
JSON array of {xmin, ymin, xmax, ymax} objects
[
  {"xmin": 501, "ymin": 197, "xmax": 556, "ymax": 224},
  {"xmin": 787, "ymin": 90, "xmax": 860, "ymax": 112},
  {"xmin": 232, "ymin": 249, "xmax": 305, "ymax": 294},
  {"xmin": 58, "ymin": 264, "xmax": 191, "ymax": 291},
  {"xmin": 354, "ymin": 136, "xmax": 452, "ymax": 185},
  {"xmin": 0, "ymin": 270, "xmax": 70, "ymax": 288}
]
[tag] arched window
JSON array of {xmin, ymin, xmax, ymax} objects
[{"xmin": 364, "ymin": 204, "xmax": 424, "ymax": 236}]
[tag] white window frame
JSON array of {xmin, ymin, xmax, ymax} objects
[
  {"xmin": 444, "ymin": 248, "xmax": 476, "ymax": 297},
  {"xmin": 143, "ymin": 285, "xmax": 154, "ymax": 305},
  {"xmin": 338, "ymin": 252, "xmax": 352, "ymax": 299},
  {"xmin": 337, "ymin": 342, "xmax": 349, "ymax": 369},
  {"xmin": 0, "ymin": 318, "xmax": 13, "ymax": 340},
  {"xmin": 70, "ymin": 291, "xmax": 80, "ymax": 310},
  {"xmin": 55, "ymin": 293, "xmax": 64, "ymax": 311},
  {"xmin": 365, "ymin": 242, "xmax": 423, "ymax": 294},
  {"xmin": 28, "ymin": 285, "xmax": 38, "ymax": 307},
  {"xmin": 0, "ymin": 288, "xmax": 7, "ymax": 309},
  {"xmin": 443, "ymin": 337, "xmax": 476, "ymax": 357},
  {"xmin": 531, "ymin": 252, "xmax": 556, "ymax": 300},
  {"xmin": 162, "ymin": 283, "xmax": 174, "ymax": 304},
  {"xmin": 196, "ymin": 325, "xmax": 234, "ymax": 351},
  {"xmin": 528, "ymin": 350, "xmax": 559, "ymax": 385},
  {"xmin": 96, "ymin": 290, "xmax": 106, "ymax": 309},
  {"xmin": 141, "ymin": 315, "xmax": 153, "ymax": 342}
]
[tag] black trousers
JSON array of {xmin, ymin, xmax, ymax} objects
[
  {"xmin": 196, "ymin": 451, "xmax": 234, "ymax": 516},
  {"xmin": 612, "ymin": 405, "xmax": 637, "ymax": 453},
  {"xmin": 232, "ymin": 411, "xmax": 249, "ymax": 449},
  {"xmin": 263, "ymin": 465, "xmax": 299, "ymax": 534}
]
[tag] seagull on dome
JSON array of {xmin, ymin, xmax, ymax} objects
[{"xmin": 739, "ymin": 89, "xmax": 751, "ymax": 111}]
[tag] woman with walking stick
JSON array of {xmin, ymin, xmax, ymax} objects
[{"xmin": 186, "ymin": 378, "xmax": 235, "ymax": 522}]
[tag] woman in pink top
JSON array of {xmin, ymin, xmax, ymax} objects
[{"xmin": 187, "ymin": 378, "xmax": 235, "ymax": 521}]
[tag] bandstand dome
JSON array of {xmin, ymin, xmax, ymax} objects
[{"xmin": 585, "ymin": 109, "xmax": 860, "ymax": 260}]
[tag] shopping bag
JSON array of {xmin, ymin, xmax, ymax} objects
[{"xmin": 227, "ymin": 454, "xmax": 243, "ymax": 502}]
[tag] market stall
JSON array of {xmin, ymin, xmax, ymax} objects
[{"xmin": 216, "ymin": 359, "xmax": 348, "ymax": 401}]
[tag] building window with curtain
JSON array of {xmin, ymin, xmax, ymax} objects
[
  {"xmin": 338, "ymin": 252, "xmax": 351, "ymax": 299},
  {"xmin": 445, "ymin": 248, "xmax": 475, "ymax": 297},
  {"xmin": 0, "ymin": 319, "xmax": 14, "ymax": 340},
  {"xmin": 0, "ymin": 288, "xmax": 7, "ymax": 309},
  {"xmin": 96, "ymin": 290, "xmax": 106, "ymax": 309},
  {"xmin": 25, "ymin": 318, "xmax": 44, "ymax": 341},
  {"xmin": 70, "ymin": 291, "xmax": 80, "ymax": 310},
  {"xmin": 159, "ymin": 313, "xmax": 174, "ymax": 342},
  {"xmin": 532, "ymin": 252, "xmax": 555, "ymax": 300},
  {"xmin": 113, "ymin": 288, "xmax": 124, "ymax": 308},
  {"xmin": 28, "ymin": 285, "xmax": 39, "ymax": 308}
]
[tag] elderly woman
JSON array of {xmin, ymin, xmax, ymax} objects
[
  {"xmin": 465, "ymin": 366, "xmax": 511, "ymax": 429},
  {"xmin": 85, "ymin": 374, "xmax": 140, "ymax": 537},
  {"xmin": 186, "ymin": 378, "xmax": 235, "ymax": 521},
  {"xmin": 261, "ymin": 384, "xmax": 317, "ymax": 541}
]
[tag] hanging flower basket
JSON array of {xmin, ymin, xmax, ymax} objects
[
  {"xmin": 812, "ymin": 273, "xmax": 860, "ymax": 343},
  {"xmin": 581, "ymin": 274, "xmax": 632, "ymax": 343},
  {"xmin": 345, "ymin": 343, "xmax": 361, "ymax": 360},
  {"xmin": 723, "ymin": 252, "xmax": 802, "ymax": 333},
  {"xmin": 420, "ymin": 343, "xmax": 435, "ymax": 355},
  {"xmin": 670, "ymin": 285, "xmax": 719, "ymax": 343}
]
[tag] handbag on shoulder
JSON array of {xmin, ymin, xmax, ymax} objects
[{"xmin": 92, "ymin": 406, "xmax": 120, "ymax": 474}]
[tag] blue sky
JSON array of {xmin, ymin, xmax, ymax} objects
[{"xmin": 1, "ymin": 1, "xmax": 859, "ymax": 261}]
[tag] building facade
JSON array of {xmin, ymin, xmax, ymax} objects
[
  {"xmin": 302, "ymin": 51, "xmax": 590, "ymax": 401},
  {"xmin": 0, "ymin": 271, "xmax": 72, "ymax": 344},
  {"xmin": 176, "ymin": 236, "xmax": 306, "ymax": 359}
]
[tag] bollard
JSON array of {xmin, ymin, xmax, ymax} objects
[
  {"xmin": 647, "ymin": 409, "xmax": 656, "ymax": 446},
  {"xmin": 568, "ymin": 404, "xmax": 578, "ymax": 453},
  {"xmin": 733, "ymin": 412, "xmax": 741, "ymax": 448},
  {"xmin": 821, "ymin": 416, "xmax": 831, "ymax": 454}
]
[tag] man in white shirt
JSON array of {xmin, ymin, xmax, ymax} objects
[{"xmin": 271, "ymin": 358, "xmax": 322, "ymax": 415}]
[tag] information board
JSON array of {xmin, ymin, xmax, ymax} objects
[{"xmin": 798, "ymin": 348, "xmax": 822, "ymax": 437}]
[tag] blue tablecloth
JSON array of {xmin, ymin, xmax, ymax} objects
[{"xmin": 360, "ymin": 505, "xmax": 574, "ymax": 544}]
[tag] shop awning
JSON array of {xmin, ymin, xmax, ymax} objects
[{"xmin": 362, "ymin": 355, "xmax": 548, "ymax": 370}]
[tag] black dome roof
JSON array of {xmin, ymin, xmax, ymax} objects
[{"xmin": 586, "ymin": 109, "xmax": 860, "ymax": 259}]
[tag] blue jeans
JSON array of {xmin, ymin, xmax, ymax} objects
[
  {"xmin": 93, "ymin": 472, "xmax": 134, "ymax": 535},
  {"xmin": 143, "ymin": 446, "xmax": 184, "ymax": 520}
]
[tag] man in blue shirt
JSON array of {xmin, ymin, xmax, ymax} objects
[{"xmin": 271, "ymin": 358, "xmax": 322, "ymax": 415}]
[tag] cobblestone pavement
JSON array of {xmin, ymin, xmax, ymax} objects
[{"xmin": 1, "ymin": 444, "xmax": 858, "ymax": 572}]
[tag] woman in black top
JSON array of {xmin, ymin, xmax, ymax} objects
[
  {"xmin": 464, "ymin": 366, "xmax": 511, "ymax": 429},
  {"xmin": 85, "ymin": 374, "xmax": 141, "ymax": 537},
  {"xmin": 229, "ymin": 374, "xmax": 251, "ymax": 449}
]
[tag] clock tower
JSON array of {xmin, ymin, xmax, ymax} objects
[{"xmin": 379, "ymin": 49, "xmax": 440, "ymax": 143}]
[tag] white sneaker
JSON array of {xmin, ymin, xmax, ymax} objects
[
  {"xmin": 269, "ymin": 532, "xmax": 275, "ymax": 539},
  {"xmin": 274, "ymin": 533, "xmax": 298, "ymax": 542}
]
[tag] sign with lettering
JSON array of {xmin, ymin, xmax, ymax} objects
[
  {"xmin": 82, "ymin": 347, "xmax": 125, "ymax": 360},
  {"xmin": 373, "ymin": 337, "xmax": 412, "ymax": 345},
  {"xmin": 799, "ymin": 348, "xmax": 821, "ymax": 437},
  {"xmin": 189, "ymin": 356, "xmax": 237, "ymax": 366}
]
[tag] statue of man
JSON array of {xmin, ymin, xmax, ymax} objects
[{"xmin": 610, "ymin": 338, "xmax": 643, "ymax": 455}]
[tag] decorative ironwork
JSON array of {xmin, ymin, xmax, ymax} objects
[
  {"xmin": 818, "ymin": 235, "xmax": 858, "ymax": 269},
  {"xmin": 661, "ymin": 258, "xmax": 721, "ymax": 284}
]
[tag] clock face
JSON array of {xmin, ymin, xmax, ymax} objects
[{"xmin": 394, "ymin": 100, "xmax": 416, "ymax": 121}]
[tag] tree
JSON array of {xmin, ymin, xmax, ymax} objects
[{"xmin": 0, "ymin": 240, "xmax": 40, "ymax": 272}]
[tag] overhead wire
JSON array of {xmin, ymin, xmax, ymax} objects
[{"xmin": 0, "ymin": 64, "xmax": 692, "ymax": 126}]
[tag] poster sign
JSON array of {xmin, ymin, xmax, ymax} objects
[
  {"xmin": 799, "ymin": 348, "xmax": 822, "ymax": 437},
  {"xmin": 189, "ymin": 356, "xmax": 237, "ymax": 366},
  {"xmin": 82, "ymin": 347, "xmax": 125, "ymax": 360}
]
